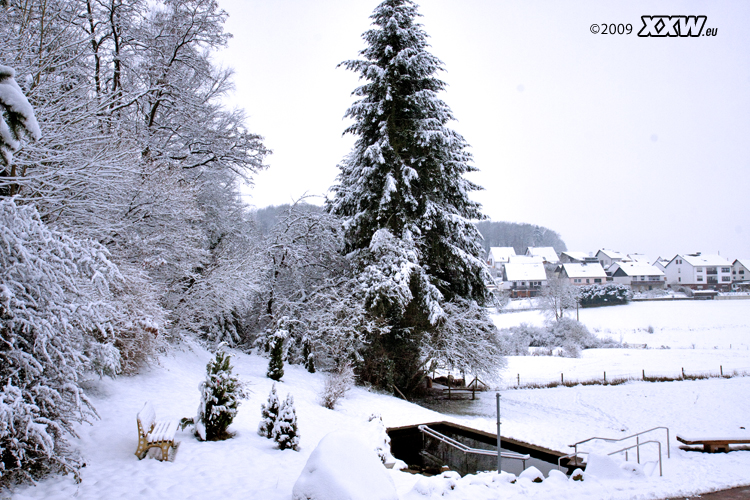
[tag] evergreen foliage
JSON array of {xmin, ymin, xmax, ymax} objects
[
  {"xmin": 195, "ymin": 347, "xmax": 248, "ymax": 441},
  {"xmin": 577, "ymin": 283, "xmax": 632, "ymax": 307},
  {"xmin": 272, "ymin": 394, "xmax": 300, "ymax": 451},
  {"xmin": 266, "ymin": 327, "xmax": 287, "ymax": 381},
  {"xmin": 258, "ymin": 384, "xmax": 280, "ymax": 439},
  {"xmin": 329, "ymin": 0, "xmax": 500, "ymax": 392}
]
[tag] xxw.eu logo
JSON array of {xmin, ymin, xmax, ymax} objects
[{"xmin": 637, "ymin": 16, "xmax": 711, "ymax": 37}]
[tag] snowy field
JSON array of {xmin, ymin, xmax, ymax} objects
[
  {"xmin": 7, "ymin": 300, "xmax": 750, "ymax": 500},
  {"xmin": 493, "ymin": 300, "xmax": 750, "ymax": 387}
]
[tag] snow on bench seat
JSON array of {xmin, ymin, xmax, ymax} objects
[
  {"xmin": 676, "ymin": 434, "xmax": 750, "ymax": 453},
  {"xmin": 136, "ymin": 401, "xmax": 178, "ymax": 461}
]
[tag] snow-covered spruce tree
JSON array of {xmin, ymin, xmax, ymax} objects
[
  {"xmin": 266, "ymin": 324, "xmax": 287, "ymax": 381},
  {"xmin": 258, "ymin": 384, "xmax": 280, "ymax": 439},
  {"xmin": 0, "ymin": 64, "xmax": 40, "ymax": 193},
  {"xmin": 329, "ymin": 0, "xmax": 498, "ymax": 392},
  {"xmin": 195, "ymin": 347, "xmax": 248, "ymax": 441},
  {"xmin": 272, "ymin": 393, "xmax": 299, "ymax": 451}
]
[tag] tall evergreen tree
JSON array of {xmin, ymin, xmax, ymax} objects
[{"xmin": 329, "ymin": 0, "xmax": 498, "ymax": 391}]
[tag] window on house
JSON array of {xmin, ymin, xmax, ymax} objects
[
  {"xmin": 697, "ymin": 276, "xmax": 703, "ymax": 282},
  {"xmin": 594, "ymin": 278, "xmax": 601, "ymax": 283},
  {"xmin": 722, "ymin": 267, "xmax": 730, "ymax": 273},
  {"xmin": 574, "ymin": 278, "xmax": 581, "ymax": 283},
  {"xmin": 678, "ymin": 277, "xmax": 681, "ymax": 282},
  {"xmin": 722, "ymin": 276, "xmax": 731, "ymax": 282},
  {"xmin": 696, "ymin": 268, "xmax": 702, "ymax": 272},
  {"xmin": 741, "ymin": 269, "xmax": 745, "ymax": 274},
  {"xmin": 586, "ymin": 279, "xmax": 590, "ymax": 283}
]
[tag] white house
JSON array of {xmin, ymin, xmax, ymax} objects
[
  {"xmin": 509, "ymin": 255, "xmax": 544, "ymax": 264},
  {"xmin": 596, "ymin": 249, "xmax": 627, "ymax": 271},
  {"xmin": 609, "ymin": 261, "xmax": 666, "ymax": 291},
  {"xmin": 652, "ymin": 256, "xmax": 671, "ymax": 272},
  {"xmin": 502, "ymin": 262, "xmax": 547, "ymax": 298},
  {"xmin": 558, "ymin": 263, "xmax": 607, "ymax": 285},
  {"xmin": 663, "ymin": 253, "xmax": 733, "ymax": 291},
  {"xmin": 732, "ymin": 259, "xmax": 750, "ymax": 289},
  {"xmin": 525, "ymin": 246, "xmax": 559, "ymax": 264},
  {"xmin": 486, "ymin": 247, "xmax": 516, "ymax": 277},
  {"xmin": 559, "ymin": 251, "xmax": 598, "ymax": 264}
]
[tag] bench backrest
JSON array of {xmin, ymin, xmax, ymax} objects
[{"xmin": 137, "ymin": 401, "xmax": 156, "ymax": 434}]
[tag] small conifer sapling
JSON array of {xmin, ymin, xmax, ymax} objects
[
  {"xmin": 195, "ymin": 347, "xmax": 248, "ymax": 441},
  {"xmin": 273, "ymin": 394, "xmax": 300, "ymax": 451},
  {"xmin": 258, "ymin": 384, "xmax": 280, "ymax": 439}
]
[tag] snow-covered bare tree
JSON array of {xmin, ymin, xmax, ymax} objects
[
  {"xmin": 329, "ymin": 0, "xmax": 500, "ymax": 392},
  {"xmin": 540, "ymin": 273, "xmax": 579, "ymax": 322}
]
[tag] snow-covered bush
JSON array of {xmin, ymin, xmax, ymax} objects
[
  {"xmin": 321, "ymin": 362, "xmax": 355, "ymax": 410},
  {"xmin": 366, "ymin": 414, "xmax": 393, "ymax": 464},
  {"xmin": 577, "ymin": 283, "xmax": 632, "ymax": 307},
  {"xmin": 0, "ymin": 199, "xmax": 121, "ymax": 485},
  {"xmin": 258, "ymin": 384, "xmax": 281, "ymax": 439},
  {"xmin": 195, "ymin": 347, "xmax": 248, "ymax": 441},
  {"xmin": 273, "ymin": 393, "xmax": 300, "ymax": 451},
  {"xmin": 499, "ymin": 319, "xmax": 607, "ymax": 358}
]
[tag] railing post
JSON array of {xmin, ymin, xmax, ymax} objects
[
  {"xmin": 496, "ymin": 393, "xmax": 502, "ymax": 474},
  {"xmin": 636, "ymin": 435, "xmax": 640, "ymax": 463}
]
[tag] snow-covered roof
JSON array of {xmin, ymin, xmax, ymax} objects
[
  {"xmin": 509, "ymin": 255, "xmax": 544, "ymax": 264},
  {"xmin": 487, "ymin": 246, "xmax": 516, "ymax": 262},
  {"xmin": 504, "ymin": 262, "xmax": 547, "ymax": 282},
  {"xmin": 596, "ymin": 249, "xmax": 627, "ymax": 260},
  {"xmin": 676, "ymin": 254, "xmax": 731, "ymax": 267},
  {"xmin": 561, "ymin": 263, "xmax": 607, "ymax": 279},
  {"xmin": 560, "ymin": 251, "xmax": 593, "ymax": 261},
  {"xmin": 526, "ymin": 247, "xmax": 559, "ymax": 263},
  {"xmin": 610, "ymin": 261, "xmax": 665, "ymax": 277},
  {"xmin": 627, "ymin": 253, "xmax": 651, "ymax": 263}
]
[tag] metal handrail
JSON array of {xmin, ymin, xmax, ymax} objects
[
  {"xmin": 558, "ymin": 440, "xmax": 663, "ymax": 477},
  {"xmin": 417, "ymin": 425, "xmax": 530, "ymax": 467},
  {"xmin": 570, "ymin": 426, "xmax": 670, "ymax": 461}
]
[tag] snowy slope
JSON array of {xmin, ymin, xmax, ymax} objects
[{"xmin": 8, "ymin": 300, "xmax": 750, "ymax": 500}]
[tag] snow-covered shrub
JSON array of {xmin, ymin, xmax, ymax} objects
[
  {"xmin": 499, "ymin": 319, "xmax": 606, "ymax": 358},
  {"xmin": 548, "ymin": 318, "xmax": 601, "ymax": 357},
  {"xmin": 321, "ymin": 362, "xmax": 355, "ymax": 410},
  {"xmin": 577, "ymin": 283, "xmax": 632, "ymax": 307},
  {"xmin": 366, "ymin": 414, "xmax": 393, "ymax": 464},
  {"xmin": 273, "ymin": 393, "xmax": 300, "ymax": 451},
  {"xmin": 195, "ymin": 347, "xmax": 248, "ymax": 441},
  {"xmin": 258, "ymin": 384, "xmax": 281, "ymax": 439},
  {"xmin": 0, "ymin": 199, "xmax": 121, "ymax": 485}
]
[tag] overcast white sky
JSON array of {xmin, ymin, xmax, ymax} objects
[{"xmin": 215, "ymin": 0, "xmax": 750, "ymax": 261}]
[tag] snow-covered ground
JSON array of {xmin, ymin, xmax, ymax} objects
[{"xmin": 7, "ymin": 300, "xmax": 750, "ymax": 500}]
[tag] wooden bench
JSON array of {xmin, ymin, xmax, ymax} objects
[
  {"xmin": 676, "ymin": 434, "xmax": 750, "ymax": 453},
  {"xmin": 135, "ymin": 401, "xmax": 178, "ymax": 461}
]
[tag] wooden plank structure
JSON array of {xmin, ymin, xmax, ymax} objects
[
  {"xmin": 676, "ymin": 434, "xmax": 750, "ymax": 453},
  {"xmin": 135, "ymin": 401, "xmax": 178, "ymax": 461}
]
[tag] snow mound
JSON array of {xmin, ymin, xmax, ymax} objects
[
  {"xmin": 292, "ymin": 431, "xmax": 398, "ymax": 500},
  {"xmin": 583, "ymin": 453, "xmax": 627, "ymax": 480},
  {"xmin": 518, "ymin": 466, "xmax": 544, "ymax": 483}
]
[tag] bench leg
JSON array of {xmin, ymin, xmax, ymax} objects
[{"xmin": 159, "ymin": 443, "xmax": 172, "ymax": 461}]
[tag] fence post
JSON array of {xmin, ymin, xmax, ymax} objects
[
  {"xmin": 517, "ymin": 373, "xmax": 520, "ymax": 387},
  {"xmin": 604, "ymin": 371, "xmax": 606, "ymax": 383},
  {"xmin": 561, "ymin": 373, "xmax": 564, "ymax": 384},
  {"xmin": 720, "ymin": 365, "xmax": 723, "ymax": 377},
  {"xmin": 682, "ymin": 367, "xmax": 685, "ymax": 378},
  {"xmin": 642, "ymin": 369, "xmax": 645, "ymax": 380}
]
